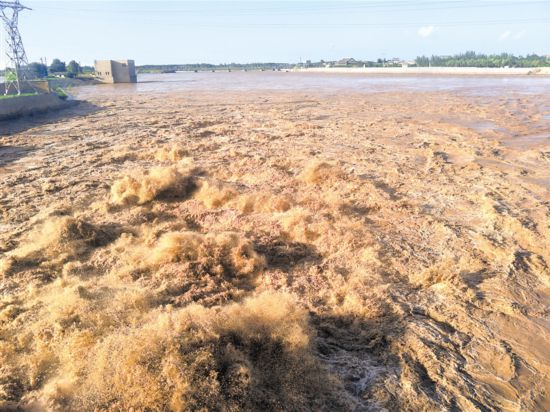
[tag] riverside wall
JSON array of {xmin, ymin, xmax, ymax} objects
[{"xmin": 0, "ymin": 93, "xmax": 77, "ymax": 121}]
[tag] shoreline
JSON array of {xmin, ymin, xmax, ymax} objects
[{"xmin": 294, "ymin": 66, "xmax": 550, "ymax": 76}]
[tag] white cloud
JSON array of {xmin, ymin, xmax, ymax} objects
[
  {"xmin": 499, "ymin": 30, "xmax": 511, "ymax": 41},
  {"xmin": 513, "ymin": 29, "xmax": 527, "ymax": 40},
  {"xmin": 418, "ymin": 25, "xmax": 435, "ymax": 38}
]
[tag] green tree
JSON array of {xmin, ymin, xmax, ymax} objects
[
  {"xmin": 415, "ymin": 56, "xmax": 430, "ymax": 67},
  {"xmin": 28, "ymin": 62, "xmax": 48, "ymax": 78},
  {"xmin": 49, "ymin": 58, "xmax": 66, "ymax": 73},
  {"xmin": 66, "ymin": 60, "xmax": 81, "ymax": 75},
  {"xmin": 415, "ymin": 52, "xmax": 549, "ymax": 68}
]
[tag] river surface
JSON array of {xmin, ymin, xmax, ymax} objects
[
  {"xmin": 74, "ymin": 71, "xmax": 550, "ymax": 98},
  {"xmin": 3, "ymin": 76, "xmax": 550, "ymax": 411}
]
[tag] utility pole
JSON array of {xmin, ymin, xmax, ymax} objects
[{"xmin": 0, "ymin": 0, "xmax": 31, "ymax": 95}]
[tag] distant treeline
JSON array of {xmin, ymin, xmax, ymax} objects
[
  {"xmin": 415, "ymin": 52, "xmax": 549, "ymax": 68},
  {"xmin": 137, "ymin": 62, "xmax": 294, "ymax": 73},
  {"xmin": 0, "ymin": 58, "xmax": 94, "ymax": 78}
]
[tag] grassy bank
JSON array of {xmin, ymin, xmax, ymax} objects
[{"xmin": 0, "ymin": 93, "xmax": 38, "ymax": 100}]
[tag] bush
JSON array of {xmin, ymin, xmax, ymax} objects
[{"xmin": 54, "ymin": 87, "xmax": 68, "ymax": 100}]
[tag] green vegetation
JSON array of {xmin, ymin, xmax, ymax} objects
[
  {"xmin": 66, "ymin": 60, "xmax": 82, "ymax": 77},
  {"xmin": 0, "ymin": 92, "xmax": 38, "ymax": 100},
  {"xmin": 13, "ymin": 58, "xmax": 88, "ymax": 80},
  {"xmin": 49, "ymin": 58, "xmax": 66, "ymax": 73},
  {"xmin": 81, "ymin": 65, "xmax": 94, "ymax": 74},
  {"xmin": 0, "ymin": 58, "xmax": 88, "ymax": 80},
  {"xmin": 4, "ymin": 70, "xmax": 17, "ymax": 82},
  {"xmin": 415, "ymin": 51, "xmax": 550, "ymax": 68},
  {"xmin": 54, "ymin": 87, "xmax": 68, "ymax": 100},
  {"xmin": 28, "ymin": 62, "xmax": 48, "ymax": 78}
]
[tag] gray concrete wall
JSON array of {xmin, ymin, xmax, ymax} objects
[
  {"xmin": 94, "ymin": 60, "xmax": 137, "ymax": 83},
  {"xmin": 94, "ymin": 60, "xmax": 114, "ymax": 83},
  {"xmin": 112, "ymin": 60, "xmax": 137, "ymax": 83},
  {"xmin": 0, "ymin": 93, "xmax": 77, "ymax": 121}
]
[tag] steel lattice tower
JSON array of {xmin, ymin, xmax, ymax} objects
[{"xmin": 0, "ymin": 0, "xmax": 31, "ymax": 95}]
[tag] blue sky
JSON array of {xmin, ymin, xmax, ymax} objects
[{"xmin": 9, "ymin": 0, "xmax": 550, "ymax": 66}]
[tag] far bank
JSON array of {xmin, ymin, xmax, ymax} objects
[{"xmin": 294, "ymin": 66, "xmax": 550, "ymax": 75}]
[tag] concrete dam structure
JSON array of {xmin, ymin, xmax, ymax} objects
[{"xmin": 94, "ymin": 59, "xmax": 137, "ymax": 83}]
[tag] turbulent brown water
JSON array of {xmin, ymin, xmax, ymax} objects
[
  {"xmin": 76, "ymin": 71, "xmax": 550, "ymax": 96},
  {"xmin": 0, "ymin": 76, "xmax": 549, "ymax": 410}
]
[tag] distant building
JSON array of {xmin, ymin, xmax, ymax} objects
[
  {"xmin": 337, "ymin": 58, "xmax": 358, "ymax": 66},
  {"xmin": 94, "ymin": 59, "xmax": 137, "ymax": 83}
]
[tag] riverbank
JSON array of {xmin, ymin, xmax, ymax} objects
[
  {"xmin": 0, "ymin": 92, "xmax": 77, "ymax": 121},
  {"xmin": 296, "ymin": 66, "xmax": 550, "ymax": 75}
]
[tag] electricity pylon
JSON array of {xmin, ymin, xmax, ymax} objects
[{"xmin": 0, "ymin": 0, "xmax": 31, "ymax": 95}]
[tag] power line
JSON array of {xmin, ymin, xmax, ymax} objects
[
  {"xmin": 30, "ymin": 16, "xmax": 544, "ymax": 30},
  {"xmin": 32, "ymin": 1, "xmax": 549, "ymax": 30},
  {"xmin": 36, "ymin": 0, "xmax": 549, "ymax": 16},
  {"xmin": 169, "ymin": 18, "xmax": 548, "ymax": 29}
]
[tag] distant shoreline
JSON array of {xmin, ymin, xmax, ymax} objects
[{"xmin": 294, "ymin": 67, "xmax": 550, "ymax": 76}]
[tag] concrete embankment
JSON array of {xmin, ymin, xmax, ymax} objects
[
  {"xmin": 296, "ymin": 67, "xmax": 550, "ymax": 75},
  {"xmin": 0, "ymin": 93, "xmax": 77, "ymax": 121}
]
